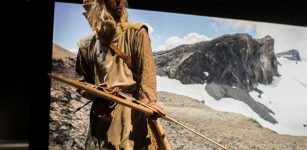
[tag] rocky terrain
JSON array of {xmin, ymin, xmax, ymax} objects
[
  {"xmin": 158, "ymin": 91, "xmax": 307, "ymax": 150},
  {"xmin": 51, "ymin": 43, "xmax": 76, "ymax": 80},
  {"xmin": 49, "ymin": 84, "xmax": 90, "ymax": 150},
  {"xmin": 49, "ymin": 43, "xmax": 85, "ymax": 150},
  {"xmin": 49, "ymin": 83, "xmax": 307, "ymax": 149}
]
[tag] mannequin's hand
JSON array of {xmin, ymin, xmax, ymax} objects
[
  {"xmin": 148, "ymin": 103, "xmax": 165, "ymax": 118},
  {"xmin": 97, "ymin": 82, "xmax": 121, "ymax": 95}
]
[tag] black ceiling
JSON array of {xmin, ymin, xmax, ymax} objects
[{"xmin": 55, "ymin": 0, "xmax": 307, "ymax": 27}]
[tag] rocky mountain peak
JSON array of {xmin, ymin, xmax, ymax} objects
[
  {"xmin": 276, "ymin": 49, "xmax": 301, "ymax": 61},
  {"xmin": 154, "ymin": 33, "xmax": 280, "ymax": 91}
]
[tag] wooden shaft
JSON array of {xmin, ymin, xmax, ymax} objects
[
  {"xmin": 48, "ymin": 73, "xmax": 154, "ymax": 115},
  {"xmin": 152, "ymin": 119, "xmax": 172, "ymax": 150}
]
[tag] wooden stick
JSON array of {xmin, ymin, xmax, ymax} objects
[
  {"xmin": 48, "ymin": 73, "xmax": 154, "ymax": 115},
  {"xmin": 163, "ymin": 115, "xmax": 228, "ymax": 150}
]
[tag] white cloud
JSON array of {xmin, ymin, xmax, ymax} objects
[
  {"xmin": 211, "ymin": 17, "xmax": 256, "ymax": 33},
  {"xmin": 254, "ymin": 22, "xmax": 307, "ymax": 57},
  {"xmin": 143, "ymin": 22, "xmax": 154, "ymax": 34},
  {"xmin": 211, "ymin": 22, "xmax": 219, "ymax": 33},
  {"xmin": 211, "ymin": 17, "xmax": 307, "ymax": 58},
  {"xmin": 156, "ymin": 33, "xmax": 211, "ymax": 51},
  {"xmin": 68, "ymin": 48, "xmax": 78, "ymax": 55}
]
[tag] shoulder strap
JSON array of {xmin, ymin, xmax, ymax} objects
[
  {"xmin": 97, "ymin": 33, "xmax": 133, "ymax": 71},
  {"xmin": 95, "ymin": 22, "xmax": 148, "ymax": 72},
  {"xmin": 110, "ymin": 43, "xmax": 133, "ymax": 70},
  {"xmin": 96, "ymin": 32, "xmax": 140, "ymax": 80}
]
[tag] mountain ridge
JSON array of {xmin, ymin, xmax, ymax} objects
[
  {"xmin": 154, "ymin": 33, "xmax": 279, "ymax": 91},
  {"xmin": 52, "ymin": 43, "xmax": 76, "ymax": 60}
]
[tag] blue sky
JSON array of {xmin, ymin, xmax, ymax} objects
[
  {"xmin": 53, "ymin": 2, "xmax": 92, "ymax": 52},
  {"xmin": 53, "ymin": 2, "xmax": 256, "ymax": 53},
  {"xmin": 53, "ymin": 2, "xmax": 307, "ymax": 56}
]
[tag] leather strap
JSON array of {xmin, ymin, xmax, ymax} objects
[{"xmin": 97, "ymin": 33, "xmax": 134, "ymax": 70}]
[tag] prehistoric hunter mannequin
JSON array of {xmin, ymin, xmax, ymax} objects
[{"xmin": 76, "ymin": 0, "xmax": 166, "ymax": 149}]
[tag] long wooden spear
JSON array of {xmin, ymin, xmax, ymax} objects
[{"xmin": 48, "ymin": 73, "xmax": 228, "ymax": 150}]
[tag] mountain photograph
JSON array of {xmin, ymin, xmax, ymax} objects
[{"xmin": 50, "ymin": 2, "xmax": 307, "ymax": 149}]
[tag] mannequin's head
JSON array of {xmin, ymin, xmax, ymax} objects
[{"xmin": 82, "ymin": 0, "xmax": 129, "ymax": 37}]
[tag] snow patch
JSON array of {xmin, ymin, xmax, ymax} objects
[{"xmin": 157, "ymin": 58, "xmax": 307, "ymax": 136}]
